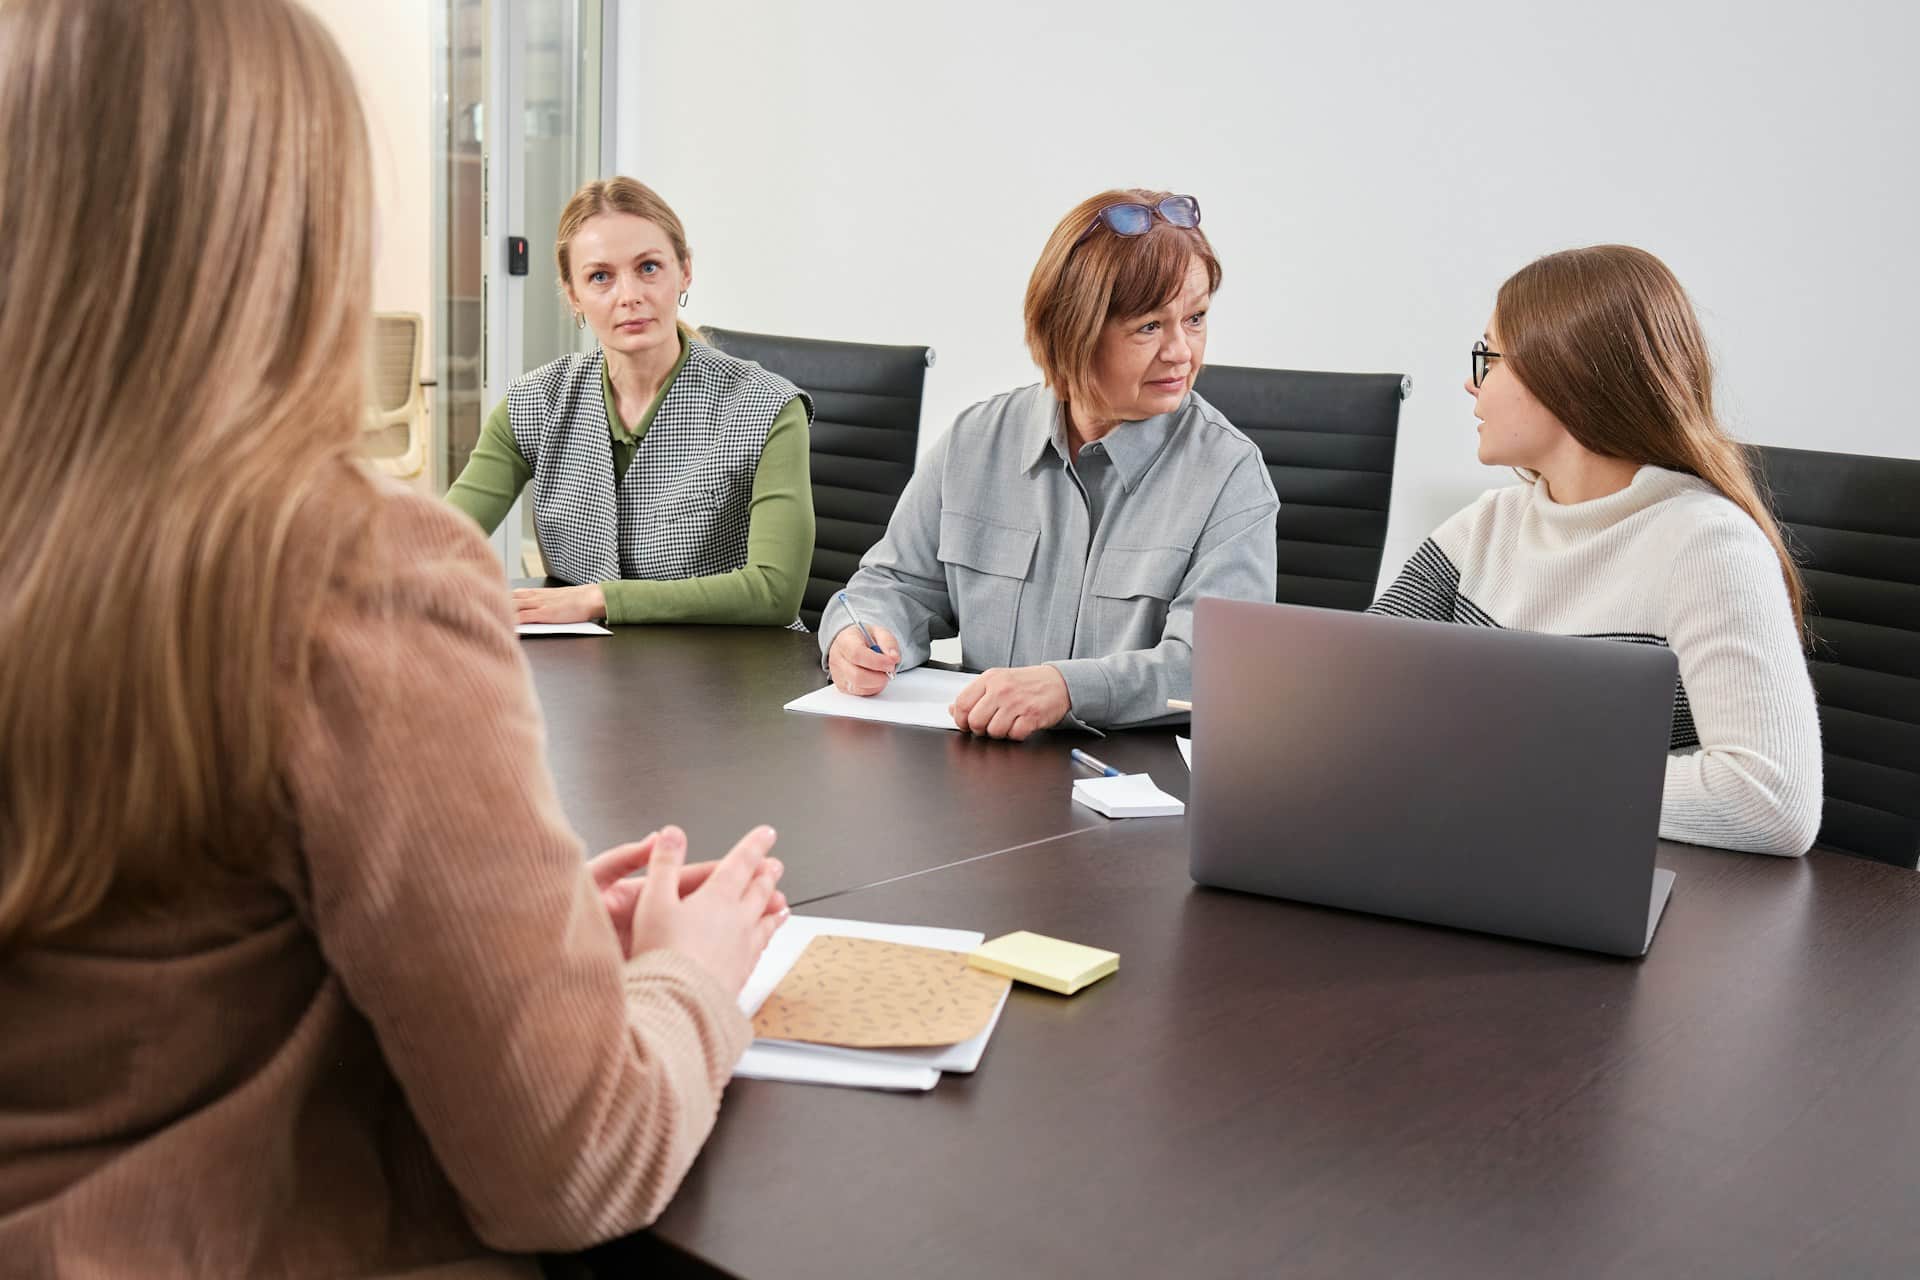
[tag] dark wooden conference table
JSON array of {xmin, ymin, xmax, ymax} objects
[{"xmin": 521, "ymin": 625, "xmax": 1920, "ymax": 1279}]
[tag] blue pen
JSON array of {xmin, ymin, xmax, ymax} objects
[
  {"xmin": 1070, "ymin": 748, "xmax": 1122, "ymax": 778},
  {"xmin": 837, "ymin": 590, "xmax": 885, "ymax": 654}
]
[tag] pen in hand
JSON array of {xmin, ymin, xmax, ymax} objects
[
  {"xmin": 835, "ymin": 590, "xmax": 894, "ymax": 683},
  {"xmin": 837, "ymin": 590, "xmax": 884, "ymax": 654}
]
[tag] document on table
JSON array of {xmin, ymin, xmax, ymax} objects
[
  {"xmin": 1177, "ymin": 736, "xmax": 1192, "ymax": 770},
  {"xmin": 732, "ymin": 1042, "xmax": 938, "ymax": 1091},
  {"xmin": 516, "ymin": 621, "xmax": 612, "ymax": 636},
  {"xmin": 782, "ymin": 666, "xmax": 976, "ymax": 731},
  {"xmin": 733, "ymin": 915, "xmax": 1007, "ymax": 1090}
]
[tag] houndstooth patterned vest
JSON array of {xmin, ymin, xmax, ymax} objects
[{"xmin": 507, "ymin": 340, "xmax": 810, "ymax": 595}]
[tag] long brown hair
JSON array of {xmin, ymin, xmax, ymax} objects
[
  {"xmin": 1496, "ymin": 245, "xmax": 1807, "ymax": 634},
  {"xmin": 0, "ymin": 0, "xmax": 377, "ymax": 951},
  {"xmin": 555, "ymin": 176, "xmax": 702, "ymax": 347},
  {"xmin": 1025, "ymin": 189, "xmax": 1222, "ymax": 420}
]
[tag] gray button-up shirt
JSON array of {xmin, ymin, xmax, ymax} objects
[{"xmin": 821, "ymin": 382, "xmax": 1279, "ymax": 728}]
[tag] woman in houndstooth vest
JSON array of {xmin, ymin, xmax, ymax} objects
[{"xmin": 448, "ymin": 178, "xmax": 816, "ymax": 628}]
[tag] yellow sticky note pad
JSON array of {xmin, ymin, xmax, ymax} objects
[{"xmin": 968, "ymin": 931, "xmax": 1119, "ymax": 996}]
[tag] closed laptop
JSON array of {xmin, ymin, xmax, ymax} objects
[{"xmin": 1188, "ymin": 598, "xmax": 1677, "ymax": 957}]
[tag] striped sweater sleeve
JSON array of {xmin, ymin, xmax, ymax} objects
[
  {"xmin": 1369, "ymin": 494, "xmax": 1493, "ymax": 621},
  {"xmin": 1368, "ymin": 537, "xmax": 1461, "ymax": 622}
]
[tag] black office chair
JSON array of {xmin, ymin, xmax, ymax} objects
[
  {"xmin": 1751, "ymin": 445, "xmax": 1920, "ymax": 869},
  {"xmin": 702, "ymin": 327, "xmax": 932, "ymax": 630},
  {"xmin": 1192, "ymin": 364, "xmax": 1410, "ymax": 611}
]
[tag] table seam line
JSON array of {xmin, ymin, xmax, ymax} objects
[{"xmin": 787, "ymin": 825, "xmax": 1099, "ymax": 909}]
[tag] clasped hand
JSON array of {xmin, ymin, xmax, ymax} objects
[{"xmin": 586, "ymin": 825, "xmax": 788, "ymax": 995}]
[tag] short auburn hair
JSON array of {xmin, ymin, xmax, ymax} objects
[{"xmin": 1024, "ymin": 188, "xmax": 1222, "ymax": 415}]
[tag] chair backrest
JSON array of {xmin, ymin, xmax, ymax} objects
[
  {"xmin": 702, "ymin": 327, "xmax": 932, "ymax": 629},
  {"xmin": 1751, "ymin": 444, "xmax": 1920, "ymax": 868},
  {"xmin": 1192, "ymin": 364, "xmax": 1409, "ymax": 611},
  {"xmin": 366, "ymin": 311, "xmax": 428, "ymax": 480}
]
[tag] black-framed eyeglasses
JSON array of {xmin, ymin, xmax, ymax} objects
[
  {"xmin": 1471, "ymin": 338, "xmax": 1503, "ymax": 388},
  {"xmin": 1074, "ymin": 194, "xmax": 1202, "ymax": 245}
]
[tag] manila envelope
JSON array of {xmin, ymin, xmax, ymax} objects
[{"xmin": 751, "ymin": 934, "xmax": 1011, "ymax": 1049}]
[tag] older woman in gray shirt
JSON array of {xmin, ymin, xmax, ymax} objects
[{"xmin": 822, "ymin": 189, "xmax": 1279, "ymax": 738}]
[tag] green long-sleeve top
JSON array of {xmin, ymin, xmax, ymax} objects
[{"xmin": 446, "ymin": 338, "xmax": 814, "ymax": 626}]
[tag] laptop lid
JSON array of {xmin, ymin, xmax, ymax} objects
[{"xmin": 1188, "ymin": 598, "xmax": 1677, "ymax": 957}]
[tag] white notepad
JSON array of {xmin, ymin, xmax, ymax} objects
[
  {"xmin": 782, "ymin": 666, "xmax": 975, "ymax": 732},
  {"xmin": 1176, "ymin": 736, "xmax": 1192, "ymax": 770},
  {"xmin": 1072, "ymin": 773, "xmax": 1185, "ymax": 818},
  {"xmin": 515, "ymin": 621, "xmax": 612, "ymax": 636}
]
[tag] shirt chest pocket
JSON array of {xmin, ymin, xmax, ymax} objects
[
  {"xmin": 639, "ymin": 467, "xmax": 747, "ymax": 534},
  {"xmin": 657, "ymin": 484, "xmax": 725, "ymax": 523},
  {"xmin": 938, "ymin": 511, "xmax": 1039, "ymax": 669},
  {"xmin": 622, "ymin": 480, "xmax": 736, "ymax": 579},
  {"xmin": 1088, "ymin": 544, "xmax": 1191, "ymax": 647}
]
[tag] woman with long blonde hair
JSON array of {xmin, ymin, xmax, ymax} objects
[
  {"xmin": 1371, "ymin": 245, "xmax": 1822, "ymax": 856},
  {"xmin": 0, "ymin": 1, "xmax": 784, "ymax": 1271}
]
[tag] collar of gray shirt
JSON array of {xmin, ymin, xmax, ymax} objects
[{"xmin": 1023, "ymin": 385, "xmax": 1182, "ymax": 493}]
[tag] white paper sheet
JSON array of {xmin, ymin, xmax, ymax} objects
[
  {"xmin": 732, "ymin": 1043, "xmax": 940, "ymax": 1092},
  {"xmin": 1177, "ymin": 736, "xmax": 1192, "ymax": 770},
  {"xmin": 782, "ymin": 666, "xmax": 976, "ymax": 731},
  {"xmin": 515, "ymin": 621, "xmax": 612, "ymax": 636},
  {"xmin": 731, "ymin": 914, "xmax": 1002, "ymax": 1088},
  {"xmin": 1072, "ymin": 773, "xmax": 1185, "ymax": 818}
]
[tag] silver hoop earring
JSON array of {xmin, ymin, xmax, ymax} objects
[
  {"xmin": 677, "ymin": 290, "xmax": 689, "ymax": 308},
  {"xmin": 574, "ymin": 312, "xmax": 585, "ymax": 330}
]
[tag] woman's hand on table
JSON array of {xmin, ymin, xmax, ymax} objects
[{"xmin": 513, "ymin": 584, "xmax": 606, "ymax": 624}]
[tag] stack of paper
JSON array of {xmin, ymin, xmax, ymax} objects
[
  {"xmin": 732, "ymin": 915, "xmax": 1011, "ymax": 1092},
  {"xmin": 1071, "ymin": 773, "xmax": 1184, "ymax": 818}
]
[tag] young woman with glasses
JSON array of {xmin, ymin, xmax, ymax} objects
[
  {"xmin": 1370, "ymin": 245, "xmax": 1821, "ymax": 855},
  {"xmin": 0, "ymin": 1, "xmax": 787, "ymax": 1270},
  {"xmin": 446, "ymin": 178, "xmax": 816, "ymax": 629},
  {"xmin": 822, "ymin": 189, "xmax": 1279, "ymax": 737}
]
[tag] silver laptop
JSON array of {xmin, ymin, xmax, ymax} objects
[{"xmin": 1188, "ymin": 598, "xmax": 1677, "ymax": 957}]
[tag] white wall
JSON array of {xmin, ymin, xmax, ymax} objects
[
  {"xmin": 308, "ymin": 0, "xmax": 433, "ymax": 351},
  {"xmin": 617, "ymin": 0, "xmax": 1919, "ymax": 584}
]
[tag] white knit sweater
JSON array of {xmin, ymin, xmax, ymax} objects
[{"xmin": 1371, "ymin": 465, "xmax": 1823, "ymax": 856}]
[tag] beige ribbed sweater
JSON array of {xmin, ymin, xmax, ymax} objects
[{"xmin": 0, "ymin": 480, "xmax": 752, "ymax": 1275}]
